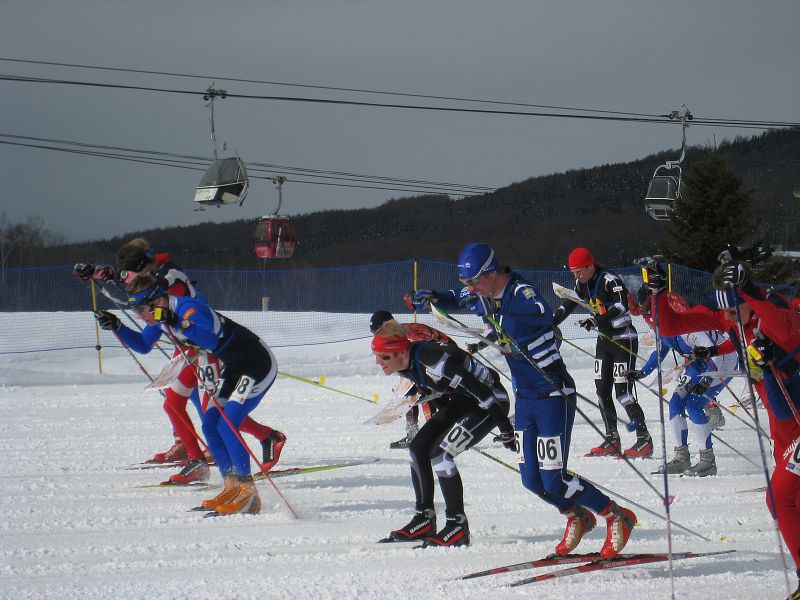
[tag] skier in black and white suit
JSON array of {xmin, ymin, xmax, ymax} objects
[
  {"xmin": 553, "ymin": 247, "xmax": 653, "ymax": 458},
  {"xmin": 372, "ymin": 319, "xmax": 512, "ymax": 547}
]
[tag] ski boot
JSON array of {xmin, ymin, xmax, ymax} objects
[
  {"xmin": 599, "ymin": 501, "xmax": 636, "ymax": 558},
  {"xmin": 168, "ymin": 458, "xmax": 210, "ymax": 485},
  {"xmin": 424, "ymin": 513, "xmax": 470, "ymax": 547},
  {"xmin": 214, "ymin": 476, "xmax": 261, "ymax": 515},
  {"xmin": 382, "ymin": 509, "xmax": 436, "ymax": 542},
  {"xmin": 705, "ymin": 402, "xmax": 726, "ymax": 430},
  {"xmin": 147, "ymin": 439, "xmax": 187, "ymax": 464},
  {"xmin": 655, "ymin": 445, "xmax": 691, "ymax": 474},
  {"xmin": 683, "ymin": 447, "xmax": 717, "ymax": 477},
  {"xmin": 623, "ymin": 434, "xmax": 654, "ymax": 458},
  {"xmin": 198, "ymin": 476, "xmax": 239, "ymax": 512},
  {"xmin": 261, "ymin": 430, "xmax": 287, "ymax": 471},
  {"xmin": 555, "ymin": 505, "xmax": 597, "ymax": 555},
  {"xmin": 587, "ymin": 433, "xmax": 621, "ymax": 457},
  {"xmin": 390, "ymin": 422, "xmax": 419, "ymax": 450}
]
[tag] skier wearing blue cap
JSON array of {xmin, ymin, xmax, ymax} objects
[
  {"xmin": 94, "ymin": 273, "xmax": 282, "ymax": 516},
  {"xmin": 408, "ymin": 243, "xmax": 637, "ymax": 559}
]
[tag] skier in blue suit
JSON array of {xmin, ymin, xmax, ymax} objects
[{"xmin": 408, "ymin": 243, "xmax": 637, "ymax": 558}]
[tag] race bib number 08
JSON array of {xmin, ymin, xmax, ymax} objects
[
  {"xmin": 537, "ymin": 435, "xmax": 564, "ymax": 470},
  {"xmin": 440, "ymin": 424, "xmax": 474, "ymax": 456},
  {"xmin": 229, "ymin": 375, "xmax": 255, "ymax": 404}
]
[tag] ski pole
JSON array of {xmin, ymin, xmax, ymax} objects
[
  {"xmin": 646, "ymin": 284, "xmax": 676, "ymax": 594},
  {"xmin": 277, "ymin": 370, "xmax": 379, "ymax": 404},
  {"xmin": 164, "ymin": 328, "xmax": 299, "ymax": 519}
]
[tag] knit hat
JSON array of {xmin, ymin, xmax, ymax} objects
[
  {"xmin": 458, "ymin": 243, "xmax": 499, "ymax": 281},
  {"xmin": 369, "ymin": 311, "xmax": 394, "ymax": 334},
  {"xmin": 568, "ymin": 247, "xmax": 594, "ymax": 269}
]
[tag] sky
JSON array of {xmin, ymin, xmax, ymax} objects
[
  {"xmin": 1, "ymin": 318, "xmax": 795, "ymax": 599},
  {"xmin": 2, "ymin": 0, "xmax": 799, "ymax": 243}
]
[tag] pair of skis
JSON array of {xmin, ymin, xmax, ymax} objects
[{"xmin": 456, "ymin": 549, "xmax": 734, "ymax": 586}]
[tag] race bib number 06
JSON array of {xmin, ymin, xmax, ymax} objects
[
  {"xmin": 537, "ymin": 435, "xmax": 564, "ymax": 470},
  {"xmin": 440, "ymin": 424, "xmax": 474, "ymax": 456},
  {"xmin": 229, "ymin": 375, "xmax": 255, "ymax": 404}
]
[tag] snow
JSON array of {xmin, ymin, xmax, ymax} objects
[{"xmin": 0, "ymin": 319, "xmax": 794, "ymax": 600}]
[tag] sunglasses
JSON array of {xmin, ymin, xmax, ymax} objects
[
  {"xmin": 375, "ymin": 354, "xmax": 393, "ymax": 361},
  {"xmin": 459, "ymin": 272, "xmax": 487, "ymax": 286}
]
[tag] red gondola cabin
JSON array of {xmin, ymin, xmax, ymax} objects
[{"xmin": 254, "ymin": 217, "xmax": 296, "ymax": 259}]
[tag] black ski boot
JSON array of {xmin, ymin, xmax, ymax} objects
[
  {"xmin": 380, "ymin": 509, "xmax": 436, "ymax": 542},
  {"xmin": 423, "ymin": 513, "xmax": 470, "ymax": 547}
]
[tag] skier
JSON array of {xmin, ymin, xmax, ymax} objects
[
  {"xmin": 95, "ymin": 273, "xmax": 282, "ymax": 515},
  {"xmin": 369, "ymin": 310, "xmax": 451, "ymax": 449},
  {"xmin": 372, "ymin": 319, "xmax": 512, "ymax": 547},
  {"xmin": 626, "ymin": 288, "xmax": 738, "ymax": 476},
  {"xmin": 552, "ymin": 247, "xmax": 653, "ymax": 458},
  {"xmin": 75, "ymin": 238, "xmax": 285, "ymax": 483},
  {"xmin": 642, "ymin": 256, "xmax": 800, "ymax": 596},
  {"xmin": 408, "ymin": 243, "xmax": 637, "ymax": 558}
]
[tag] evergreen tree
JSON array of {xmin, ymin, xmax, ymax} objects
[{"xmin": 663, "ymin": 151, "xmax": 757, "ymax": 272}]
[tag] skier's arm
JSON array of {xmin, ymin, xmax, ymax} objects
[
  {"xmin": 654, "ymin": 293, "xmax": 724, "ymax": 336},
  {"xmin": 116, "ymin": 323, "xmax": 163, "ymax": 353},
  {"xmin": 552, "ymin": 300, "xmax": 576, "ymax": 326}
]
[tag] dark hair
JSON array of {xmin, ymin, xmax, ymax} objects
[
  {"xmin": 117, "ymin": 238, "xmax": 154, "ymax": 272},
  {"xmin": 370, "ymin": 310, "xmax": 394, "ymax": 334}
]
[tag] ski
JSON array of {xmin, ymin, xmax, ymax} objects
[
  {"xmin": 506, "ymin": 550, "xmax": 735, "ymax": 587},
  {"xmin": 137, "ymin": 480, "xmax": 212, "ymax": 489},
  {"xmin": 126, "ymin": 460, "xmax": 186, "ymax": 471},
  {"xmin": 736, "ymin": 486, "xmax": 767, "ymax": 493},
  {"xmin": 194, "ymin": 457, "xmax": 381, "ymax": 491},
  {"xmin": 457, "ymin": 552, "xmax": 607, "ymax": 580}
]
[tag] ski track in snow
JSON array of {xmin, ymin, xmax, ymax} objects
[{"xmin": 0, "ymin": 336, "xmax": 791, "ymax": 599}]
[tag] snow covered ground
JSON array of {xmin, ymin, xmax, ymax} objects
[{"xmin": 0, "ymin": 319, "xmax": 794, "ymax": 600}]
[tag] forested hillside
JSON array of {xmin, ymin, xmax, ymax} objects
[{"xmin": 17, "ymin": 128, "xmax": 800, "ymax": 269}]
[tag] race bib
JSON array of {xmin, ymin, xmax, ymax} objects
[
  {"xmin": 612, "ymin": 362, "xmax": 627, "ymax": 383},
  {"xmin": 229, "ymin": 375, "xmax": 255, "ymax": 404},
  {"xmin": 196, "ymin": 353, "xmax": 222, "ymax": 396},
  {"xmin": 516, "ymin": 429, "xmax": 525, "ymax": 464},
  {"xmin": 537, "ymin": 435, "xmax": 564, "ymax": 470},
  {"xmin": 594, "ymin": 359, "xmax": 602, "ymax": 380},
  {"xmin": 787, "ymin": 437, "xmax": 800, "ymax": 477},
  {"xmin": 439, "ymin": 423, "xmax": 474, "ymax": 456}
]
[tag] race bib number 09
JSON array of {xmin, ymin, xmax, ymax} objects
[
  {"xmin": 440, "ymin": 424, "xmax": 474, "ymax": 456},
  {"xmin": 229, "ymin": 375, "xmax": 255, "ymax": 404},
  {"xmin": 537, "ymin": 435, "xmax": 564, "ymax": 470}
]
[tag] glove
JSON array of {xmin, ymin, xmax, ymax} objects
[
  {"xmin": 623, "ymin": 369, "xmax": 644, "ymax": 381},
  {"xmin": 94, "ymin": 310, "xmax": 120, "ymax": 332},
  {"xmin": 690, "ymin": 346, "xmax": 716, "ymax": 361},
  {"xmin": 92, "ymin": 264, "xmax": 117, "ymax": 282},
  {"xmin": 639, "ymin": 257, "xmax": 667, "ymax": 293},
  {"xmin": 466, "ymin": 341, "xmax": 488, "ymax": 355},
  {"xmin": 578, "ymin": 317, "xmax": 597, "ymax": 332},
  {"xmin": 687, "ymin": 377, "xmax": 712, "ymax": 396},
  {"xmin": 493, "ymin": 430, "xmax": 517, "ymax": 452},
  {"xmin": 722, "ymin": 260, "xmax": 748, "ymax": 289},
  {"xmin": 404, "ymin": 290, "xmax": 437, "ymax": 312},
  {"xmin": 463, "ymin": 294, "xmax": 497, "ymax": 317},
  {"xmin": 152, "ymin": 306, "xmax": 180, "ymax": 326},
  {"xmin": 74, "ymin": 262, "xmax": 95, "ymax": 282},
  {"xmin": 746, "ymin": 335, "xmax": 773, "ymax": 368}
]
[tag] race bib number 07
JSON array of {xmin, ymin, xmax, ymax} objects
[{"xmin": 440, "ymin": 423, "xmax": 474, "ymax": 456}]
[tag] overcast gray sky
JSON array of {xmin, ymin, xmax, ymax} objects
[{"xmin": 2, "ymin": 0, "xmax": 798, "ymax": 243}]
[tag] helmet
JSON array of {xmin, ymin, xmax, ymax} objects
[{"xmin": 457, "ymin": 243, "xmax": 499, "ymax": 281}]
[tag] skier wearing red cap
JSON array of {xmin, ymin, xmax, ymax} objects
[
  {"xmin": 553, "ymin": 247, "xmax": 653, "ymax": 458},
  {"xmin": 371, "ymin": 319, "xmax": 513, "ymax": 547}
]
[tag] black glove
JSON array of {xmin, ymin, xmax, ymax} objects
[
  {"xmin": 153, "ymin": 306, "xmax": 180, "ymax": 326},
  {"xmin": 746, "ymin": 335, "xmax": 774, "ymax": 368},
  {"xmin": 92, "ymin": 264, "xmax": 117, "ymax": 282},
  {"xmin": 493, "ymin": 430, "xmax": 517, "ymax": 452},
  {"xmin": 722, "ymin": 260, "xmax": 748, "ymax": 289},
  {"xmin": 466, "ymin": 341, "xmax": 488, "ymax": 355},
  {"xmin": 578, "ymin": 317, "xmax": 597, "ymax": 332},
  {"xmin": 94, "ymin": 310, "xmax": 120, "ymax": 332},
  {"xmin": 687, "ymin": 377, "xmax": 712, "ymax": 396},
  {"xmin": 623, "ymin": 369, "xmax": 644, "ymax": 381},
  {"xmin": 74, "ymin": 262, "xmax": 95, "ymax": 282},
  {"xmin": 639, "ymin": 257, "xmax": 667, "ymax": 293},
  {"xmin": 690, "ymin": 346, "xmax": 716, "ymax": 361}
]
